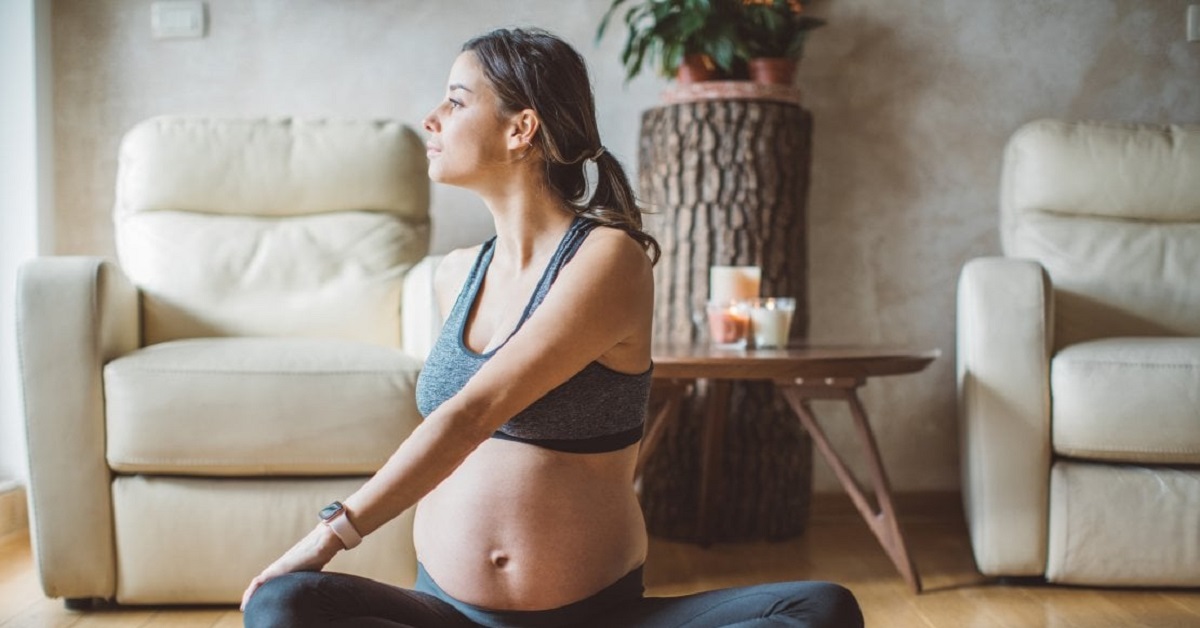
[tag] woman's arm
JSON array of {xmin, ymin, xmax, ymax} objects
[
  {"xmin": 241, "ymin": 229, "xmax": 652, "ymax": 607},
  {"xmin": 343, "ymin": 228, "xmax": 652, "ymax": 534}
]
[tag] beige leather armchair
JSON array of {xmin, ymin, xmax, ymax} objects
[
  {"xmin": 957, "ymin": 119, "xmax": 1200, "ymax": 587},
  {"xmin": 17, "ymin": 116, "xmax": 444, "ymax": 606}
]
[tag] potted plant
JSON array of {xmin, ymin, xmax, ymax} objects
[
  {"xmin": 598, "ymin": 0, "xmax": 743, "ymax": 83},
  {"xmin": 737, "ymin": 0, "xmax": 826, "ymax": 85}
]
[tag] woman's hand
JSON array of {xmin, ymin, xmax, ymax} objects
[{"xmin": 240, "ymin": 523, "xmax": 344, "ymax": 611}]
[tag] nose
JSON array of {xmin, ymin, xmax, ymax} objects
[{"xmin": 422, "ymin": 107, "xmax": 439, "ymax": 134}]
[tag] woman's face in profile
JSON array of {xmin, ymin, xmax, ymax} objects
[{"xmin": 423, "ymin": 52, "xmax": 516, "ymax": 188}]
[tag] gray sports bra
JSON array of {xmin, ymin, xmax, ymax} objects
[{"xmin": 414, "ymin": 216, "xmax": 651, "ymax": 453}]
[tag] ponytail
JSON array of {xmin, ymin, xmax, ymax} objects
[{"xmin": 579, "ymin": 151, "xmax": 660, "ymax": 265}]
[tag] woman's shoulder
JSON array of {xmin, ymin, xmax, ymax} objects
[
  {"xmin": 436, "ymin": 244, "xmax": 483, "ymax": 283},
  {"xmin": 563, "ymin": 224, "xmax": 653, "ymax": 304},
  {"xmin": 579, "ymin": 224, "xmax": 654, "ymax": 273},
  {"xmin": 583, "ymin": 222, "xmax": 652, "ymax": 259},
  {"xmin": 432, "ymin": 244, "xmax": 484, "ymax": 315},
  {"xmin": 437, "ymin": 244, "xmax": 483, "ymax": 274}
]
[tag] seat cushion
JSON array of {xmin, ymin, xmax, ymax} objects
[
  {"xmin": 111, "ymin": 475, "xmax": 415, "ymax": 604},
  {"xmin": 105, "ymin": 337, "xmax": 423, "ymax": 475},
  {"xmin": 1047, "ymin": 461, "xmax": 1200, "ymax": 587},
  {"xmin": 1052, "ymin": 337, "xmax": 1200, "ymax": 464}
]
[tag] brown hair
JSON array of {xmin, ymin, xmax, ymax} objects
[{"xmin": 463, "ymin": 28, "xmax": 660, "ymax": 263}]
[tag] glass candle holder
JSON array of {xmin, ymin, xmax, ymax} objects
[
  {"xmin": 706, "ymin": 300, "xmax": 750, "ymax": 347},
  {"xmin": 748, "ymin": 298, "xmax": 796, "ymax": 348}
]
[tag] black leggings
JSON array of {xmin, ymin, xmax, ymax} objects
[{"xmin": 242, "ymin": 565, "xmax": 863, "ymax": 628}]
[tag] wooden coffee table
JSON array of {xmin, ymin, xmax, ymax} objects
[{"xmin": 638, "ymin": 343, "xmax": 940, "ymax": 594}]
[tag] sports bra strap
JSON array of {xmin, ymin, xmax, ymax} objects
[{"xmin": 454, "ymin": 216, "xmax": 594, "ymax": 357}]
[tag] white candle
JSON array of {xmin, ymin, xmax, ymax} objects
[
  {"xmin": 709, "ymin": 266, "xmax": 761, "ymax": 304},
  {"xmin": 749, "ymin": 298, "xmax": 795, "ymax": 348}
]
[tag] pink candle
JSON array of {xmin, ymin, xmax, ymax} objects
[{"xmin": 706, "ymin": 302, "xmax": 750, "ymax": 345}]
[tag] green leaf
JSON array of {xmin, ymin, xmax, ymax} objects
[
  {"xmin": 709, "ymin": 37, "xmax": 734, "ymax": 70},
  {"xmin": 596, "ymin": 0, "xmax": 629, "ymax": 42}
]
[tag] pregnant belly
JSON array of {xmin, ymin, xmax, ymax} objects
[{"xmin": 412, "ymin": 438, "xmax": 648, "ymax": 611}]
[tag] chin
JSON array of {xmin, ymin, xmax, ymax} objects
[
  {"xmin": 428, "ymin": 168, "xmax": 470, "ymax": 189},
  {"xmin": 427, "ymin": 163, "xmax": 449, "ymax": 185}
]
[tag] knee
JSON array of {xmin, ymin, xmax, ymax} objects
[
  {"xmin": 762, "ymin": 581, "xmax": 862, "ymax": 628},
  {"xmin": 796, "ymin": 582, "xmax": 863, "ymax": 628},
  {"xmin": 242, "ymin": 572, "xmax": 327, "ymax": 628}
]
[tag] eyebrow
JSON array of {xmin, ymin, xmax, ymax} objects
[{"xmin": 448, "ymin": 83, "xmax": 474, "ymax": 93}]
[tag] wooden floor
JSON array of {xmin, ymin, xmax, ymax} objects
[{"xmin": 2, "ymin": 504, "xmax": 1199, "ymax": 627}]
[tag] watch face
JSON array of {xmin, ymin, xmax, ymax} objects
[{"xmin": 320, "ymin": 501, "xmax": 344, "ymax": 521}]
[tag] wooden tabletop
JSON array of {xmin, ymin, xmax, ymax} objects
[{"xmin": 650, "ymin": 343, "xmax": 941, "ymax": 380}]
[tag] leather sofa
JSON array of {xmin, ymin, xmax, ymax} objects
[
  {"xmin": 17, "ymin": 116, "xmax": 443, "ymax": 605},
  {"xmin": 957, "ymin": 119, "xmax": 1200, "ymax": 586}
]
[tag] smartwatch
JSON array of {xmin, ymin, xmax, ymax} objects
[{"xmin": 319, "ymin": 501, "xmax": 363, "ymax": 550}]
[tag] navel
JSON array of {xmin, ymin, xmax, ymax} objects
[{"xmin": 490, "ymin": 551, "xmax": 510, "ymax": 569}]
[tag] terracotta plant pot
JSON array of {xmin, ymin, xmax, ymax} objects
[
  {"xmin": 676, "ymin": 54, "xmax": 717, "ymax": 83},
  {"xmin": 748, "ymin": 57, "xmax": 798, "ymax": 86}
]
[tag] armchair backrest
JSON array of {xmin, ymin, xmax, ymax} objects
[
  {"xmin": 115, "ymin": 116, "xmax": 430, "ymax": 347},
  {"xmin": 1000, "ymin": 119, "xmax": 1200, "ymax": 349}
]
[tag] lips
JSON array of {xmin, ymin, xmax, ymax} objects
[{"xmin": 425, "ymin": 143, "xmax": 441, "ymax": 158}]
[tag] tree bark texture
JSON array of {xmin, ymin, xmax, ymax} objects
[{"xmin": 638, "ymin": 98, "xmax": 814, "ymax": 542}]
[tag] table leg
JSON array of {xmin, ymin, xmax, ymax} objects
[
  {"xmin": 697, "ymin": 379, "xmax": 731, "ymax": 545},
  {"xmin": 636, "ymin": 379, "xmax": 690, "ymax": 483},
  {"xmin": 778, "ymin": 381, "xmax": 923, "ymax": 593}
]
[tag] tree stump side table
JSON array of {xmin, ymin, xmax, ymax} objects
[{"xmin": 637, "ymin": 87, "xmax": 814, "ymax": 543}]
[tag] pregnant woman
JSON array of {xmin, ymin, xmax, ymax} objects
[{"xmin": 242, "ymin": 27, "xmax": 862, "ymax": 628}]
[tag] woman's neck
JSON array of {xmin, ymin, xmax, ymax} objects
[{"xmin": 478, "ymin": 171, "xmax": 575, "ymax": 270}]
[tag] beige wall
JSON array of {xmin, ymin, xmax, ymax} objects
[{"xmin": 50, "ymin": 0, "xmax": 1200, "ymax": 492}]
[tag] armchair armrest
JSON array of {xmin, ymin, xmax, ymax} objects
[
  {"xmin": 16, "ymin": 257, "xmax": 140, "ymax": 599},
  {"xmin": 956, "ymin": 256, "xmax": 1054, "ymax": 577},
  {"xmin": 400, "ymin": 255, "xmax": 444, "ymax": 361}
]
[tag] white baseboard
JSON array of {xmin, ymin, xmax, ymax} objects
[{"xmin": 0, "ymin": 484, "xmax": 28, "ymax": 536}]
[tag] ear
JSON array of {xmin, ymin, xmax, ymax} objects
[{"xmin": 507, "ymin": 109, "xmax": 540, "ymax": 151}]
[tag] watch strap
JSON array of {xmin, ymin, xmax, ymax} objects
[{"xmin": 321, "ymin": 502, "xmax": 363, "ymax": 550}]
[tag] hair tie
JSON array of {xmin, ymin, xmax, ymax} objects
[{"xmin": 589, "ymin": 146, "xmax": 606, "ymax": 162}]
